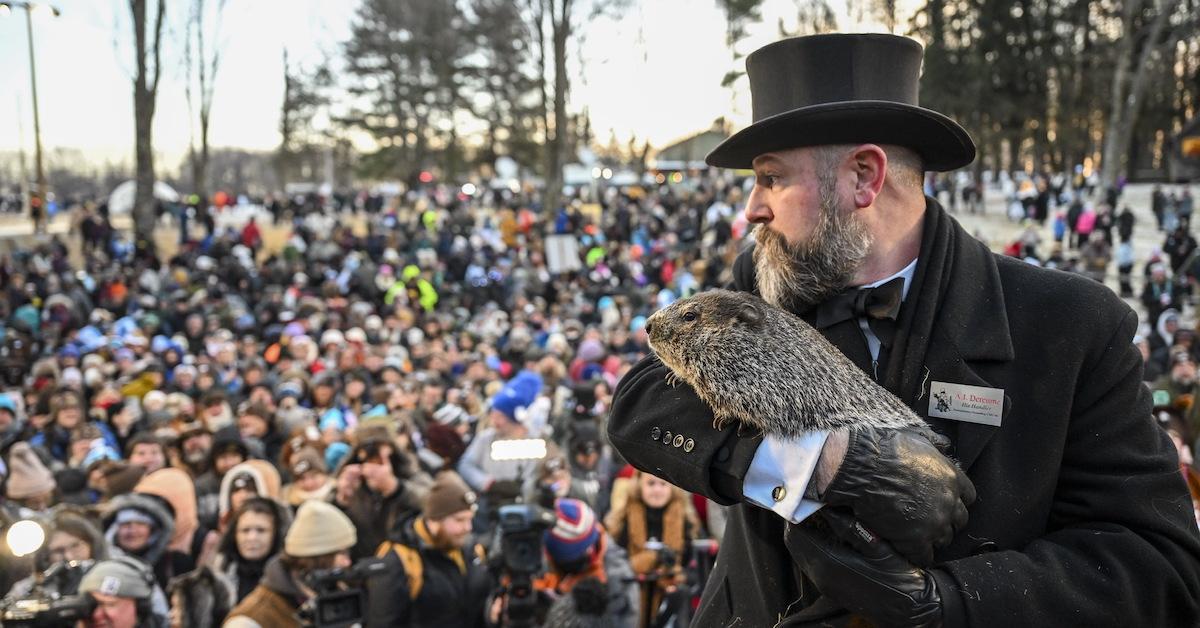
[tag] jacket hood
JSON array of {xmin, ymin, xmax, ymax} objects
[
  {"xmin": 218, "ymin": 460, "xmax": 282, "ymax": 518},
  {"xmin": 103, "ymin": 492, "xmax": 176, "ymax": 565},
  {"xmin": 135, "ymin": 468, "xmax": 198, "ymax": 554}
]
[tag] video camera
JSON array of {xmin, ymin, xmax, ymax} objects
[
  {"xmin": 493, "ymin": 500, "xmax": 557, "ymax": 628},
  {"xmin": 299, "ymin": 557, "xmax": 387, "ymax": 628},
  {"xmin": 0, "ymin": 561, "xmax": 96, "ymax": 628}
]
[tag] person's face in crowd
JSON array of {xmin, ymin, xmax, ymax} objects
[
  {"xmin": 746, "ymin": 147, "xmax": 873, "ymax": 309},
  {"xmin": 238, "ymin": 412, "xmax": 269, "ymax": 439},
  {"xmin": 230, "ymin": 488, "xmax": 257, "ymax": 513},
  {"xmin": 186, "ymin": 315, "xmax": 203, "ymax": 336},
  {"xmin": 215, "ymin": 451, "xmax": 245, "ymax": 476},
  {"xmin": 639, "ymin": 473, "xmax": 674, "ymax": 509},
  {"xmin": 1172, "ymin": 359, "xmax": 1197, "ymax": 386},
  {"xmin": 313, "ymin": 384, "xmax": 334, "ymax": 407},
  {"xmin": 0, "ymin": 408, "xmax": 13, "ymax": 431},
  {"xmin": 240, "ymin": 337, "xmax": 259, "ymax": 359},
  {"xmin": 429, "ymin": 510, "xmax": 473, "ymax": 550},
  {"xmin": 247, "ymin": 386, "xmax": 274, "ymax": 409},
  {"xmin": 361, "ymin": 446, "xmax": 396, "ymax": 493},
  {"xmin": 175, "ymin": 369, "xmax": 195, "ymax": 389},
  {"xmin": 1152, "ymin": 268, "xmax": 1168, "ymax": 283},
  {"xmin": 235, "ymin": 511, "xmax": 275, "ymax": 562},
  {"xmin": 489, "ymin": 409, "xmax": 510, "ymax": 431},
  {"xmin": 296, "ymin": 469, "xmax": 328, "ymax": 492},
  {"xmin": 55, "ymin": 396, "xmax": 83, "ymax": 430},
  {"xmin": 88, "ymin": 592, "xmax": 138, "ymax": 628},
  {"xmin": 116, "ymin": 521, "xmax": 152, "ymax": 553},
  {"xmin": 181, "ymin": 433, "xmax": 212, "ymax": 467},
  {"xmin": 420, "ymin": 385, "xmax": 444, "ymax": 411},
  {"xmin": 196, "ymin": 372, "xmax": 216, "ymax": 392},
  {"xmin": 244, "ymin": 368, "xmax": 264, "ymax": 387},
  {"xmin": 129, "ymin": 443, "xmax": 166, "ymax": 473},
  {"xmin": 574, "ymin": 446, "xmax": 600, "ymax": 472},
  {"xmin": 345, "ymin": 379, "xmax": 366, "ymax": 401},
  {"xmin": 48, "ymin": 530, "xmax": 92, "ymax": 562}
]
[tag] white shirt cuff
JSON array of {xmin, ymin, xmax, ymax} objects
[{"xmin": 743, "ymin": 431, "xmax": 828, "ymax": 523}]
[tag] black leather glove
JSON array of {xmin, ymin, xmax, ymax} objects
[
  {"xmin": 821, "ymin": 426, "xmax": 975, "ymax": 566},
  {"xmin": 786, "ymin": 509, "xmax": 944, "ymax": 628}
]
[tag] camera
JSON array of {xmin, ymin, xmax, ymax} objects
[
  {"xmin": 299, "ymin": 557, "xmax": 387, "ymax": 628},
  {"xmin": 493, "ymin": 502, "xmax": 557, "ymax": 628},
  {"xmin": 0, "ymin": 561, "xmax": 96, "ymax": 628}
]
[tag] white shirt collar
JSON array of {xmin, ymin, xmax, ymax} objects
[{"xmin": 856, "ymin": 257, "xmax": 918, "ymax": 301}]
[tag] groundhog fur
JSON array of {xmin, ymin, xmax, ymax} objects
[{"xmin": 645, "ymin": 289, "xmax": 925, "ymax": 439}]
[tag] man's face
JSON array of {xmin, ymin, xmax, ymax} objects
[
  {"xmin": 0, "ymin": 409, "xmax": 13, "ymax": 431},
  {"xmin": 129, "ymin": 444, "xmax": 165, "ymax": 473},
  {"xmin": 238, "ymin": 413, "xmax": 268, "ymax": 439},
  {"xmin": 1172, "ymin": 360, "xmax": 1197, "ymax": 386},
  {"xmin": 89, "ymin": 592, "xmax": 138, "ymax": 628},
  {"xmin": 431, "ymin": 510, "xmax": 473, "ymax": 549},
  {"xmin": 746, "ymin": 147, "xmax": 872, "ymax": 309},
  {"xmin": 116, "ymin": 521, "xmax": 152, "ymax": 553},
  {"xmin": 182, "ymin": 434, "xmax": 212, "ymax": 465}
]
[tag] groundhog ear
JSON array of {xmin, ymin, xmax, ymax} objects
[{"xmin": 736, "ymin": 302, "xmax": 764, "ymax": 328}]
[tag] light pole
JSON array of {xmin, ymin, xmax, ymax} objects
[{"xmin": 1, "ymin": 1, "xmax": 59, "ymax": 233}]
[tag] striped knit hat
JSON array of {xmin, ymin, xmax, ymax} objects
[{"xmin": 544, "ymin": 498, "xmax": 600, "ymax": 564}]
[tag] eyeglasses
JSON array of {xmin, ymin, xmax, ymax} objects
[{"xmin": 47, "ymin": 539, "xmax": 86, "ymax": 559}]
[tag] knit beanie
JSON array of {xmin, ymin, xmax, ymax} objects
[
  {"xmin": 423, "ymin": 471, "xmax": 477, "ymax": 521},
  {"xmin": 544, "ymin": 498, "xmax": 600, "ymax": 565},
  {"xmin": 5, "ymin": 442, "xmax": 56, "ymax": 500},
  {"xmin": 79, "ymin": 557, "xmax": 155, "ymax": 600},
  {"xmin": 490, "ymin": 370, "xmax": 544, "ymax": 422},
  {"xmin": 285, "ymin": 500, "xmax": 356, "ymax": 557}
]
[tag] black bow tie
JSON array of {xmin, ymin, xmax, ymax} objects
[{"xmin": 813, "ymin": 276, "xmax": 905, "ymax": 347}]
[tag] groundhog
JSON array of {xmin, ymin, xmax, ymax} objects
[{"xmin": 644, "ymin": 289, "xmax": 925, "ymax": 438}]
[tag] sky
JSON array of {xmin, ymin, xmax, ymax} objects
[{"xmin": 0, "ymin": 0, "xmax": 911, "ymax": 171}]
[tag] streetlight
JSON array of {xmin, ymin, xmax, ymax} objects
[{"xmin": 1, "ymin": 1, "xmax": 60, "ymax": 233}]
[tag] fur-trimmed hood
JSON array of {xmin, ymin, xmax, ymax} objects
[
  {"xmin": 102, "ymin": 492, "xmax": 175, "ymax": 565},
  {"xmin": 166, "ymin": 565, "xmax": 235, "ymax": 628}
]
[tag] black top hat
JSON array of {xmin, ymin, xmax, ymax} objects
[{"xmin": 705, "ymin": 34, "xmax": 975, "ymax": 172}]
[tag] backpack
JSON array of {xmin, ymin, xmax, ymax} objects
[{"xmin": 376, "ymin": 540, "xmax": 486, "ymax": 600}]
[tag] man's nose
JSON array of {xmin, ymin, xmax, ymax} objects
[{"xmin": 744, "ymin": 188, "xmax": 773, "ymax": 224}]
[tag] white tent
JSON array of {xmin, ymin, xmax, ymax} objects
[{"xmin": 107, "ymin": 180, "xmax": 181, "ymax": 214}]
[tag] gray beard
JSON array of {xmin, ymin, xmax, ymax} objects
[{"xmin": 752, "ymin": 178, "xmax": 873, "ymax": 311}]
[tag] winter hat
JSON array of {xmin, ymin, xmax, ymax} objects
[
  {"xmin": 79, "ymin": 557, "xmax": 156, "ymax": 600},
  {"xmin": 433, "ymin": 403, "xmax": 469, "ymax": 427},
  {"xmin": 490, "ymin": 370, "xmax": 544, "ymax": 422},
  {"xmin": 5, "ymin": 442, "xmax": 56, "ymax": 499},
  {"xmin": 285, "ymin": 500, "xmax": 357, "ymax": 557},
  {"xmin": 423, "ymin": 471, "xmax": 477, "ymax": 521},
  {"xmin": 290, "ymin": 447, "xmax": 327, "ymax": 478},
  {"xmin": 544, "ymin": 498, "xmax": 601, "ymax": 565},
  {"xmin": 577, "ymin": 339, "xmax": 606, "ymax": 363}
]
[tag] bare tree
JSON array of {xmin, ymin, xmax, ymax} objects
[
  {"xmin": 184, "ymin": 0, "xmax": 227, "ymax": 203},
  {"xmin": 129, "ymin": 0, "xmax": 166, "ymax": 250}
]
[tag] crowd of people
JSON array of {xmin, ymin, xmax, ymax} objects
[
  {"xmin": 0, "ymin": 170, "xmax": 1196, "ymax": 627},
  {"xmin": 0, "ymin": 178, "xmax": 740, "ymax": 628}
]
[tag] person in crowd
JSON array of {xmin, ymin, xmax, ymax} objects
[
  {"xmin": 458, "ymin": 371, "xmax": 546, "ymax": 521},
  {"xmin": 223, "ymin": 500, "xmax": 357, "ymax": 628},
  {"xmin": 604, "ymin": 471, "xmax": 698, "ymax": 628},
  {"xmin": 212, "ymin": 496, "xmax": 291, "ymax": 602},
  {"xmin": 370, "ymin": 471, "xmax": 489, "ymax": 627},
  {"xmin": 217, "ymin": 461, "xmax": 282, "ymax": 533},
  {"xmin": 102, "ymin": 492, "xmax": 193, "ymax": 590},
  {"xmin": 78, "ymin": 557, "xmax": 169, "ymax": 628},
  {"xmin": 3, "ymin": 509, "xmax": 110, "ymax": 603},
  {"xmin": 334, "ymin": 436, "xmax": 430, "ymax": 559},
  {"xmin": 165, "ymin": 566, "xmax": 235, "ymax": 628},
  {"xmin": 280, "ymin": 447, "xmax": 334, "ymax": 507},
  {"xmin": 125, "ymin": 434, "xmax": 169, "ymax": 475},
  {"xmin": 195, "ymin": 434, "xmax": 249, "ymax": 531},
  {"xmin": 31, "ymin": 389, "xmax": 118, "ymax": 466},
  {"xmin": 4, "ymin": 442, "xmax": 57, "ymax": 513}
]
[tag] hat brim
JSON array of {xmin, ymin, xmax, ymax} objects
[{"xmin": 705, "ymin": 101, "xmax": 975, "ymax": 172}]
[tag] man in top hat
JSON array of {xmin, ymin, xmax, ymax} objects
[{"xmin": 610, "ymin": 34, "xmax": 1200, "ymax": 627}]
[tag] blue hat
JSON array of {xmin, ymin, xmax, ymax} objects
[
  {"xmin": 544, "ymin": 498, "xmax": 600, "ymax": 564},
  {"xmin": 490, "ymin": 370, "xmax": 543, "ymax": 422},
  {"xmin": 0, "ymin": 395, "xmax": 16, "ymax": 415},
  {"xmin": 58, "ymin": 345, "xmax": 81, "ymax": 360}
]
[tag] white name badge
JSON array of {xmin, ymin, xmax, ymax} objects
[{"xmin": 927, "ymin": 381, "xmax": 1005, "ymax": 426}]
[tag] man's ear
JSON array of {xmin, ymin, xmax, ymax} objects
[{"xmin": 849, "ymin": 144, "xmax": 887, "ymax": 209}]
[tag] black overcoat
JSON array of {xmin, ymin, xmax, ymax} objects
[{"xmin": 609, "ymin": 199, "xmax": 1200, "ymax": 627}]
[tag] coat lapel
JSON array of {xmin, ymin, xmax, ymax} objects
[{"xmin": 912, "ymin": 221, "xmax": 1014, "ymax": 471}]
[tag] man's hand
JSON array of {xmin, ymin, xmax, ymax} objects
[
  {"xmin": 786, "ymin": 509, "xmax": 943, "ymax": 627},
  {"xmin": 817, "ymin": 426, "xmax": 975, "ymax": 566}
]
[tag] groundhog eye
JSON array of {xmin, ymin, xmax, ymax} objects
[{"xmin": 682, "ymin": 311, "xmax": 697, "ymax": 322}]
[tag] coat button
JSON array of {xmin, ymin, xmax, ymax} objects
[
  {"xmin": 650, "ymin": 427, "xmax": 661, "ymax": 441},
  {"xmin": 673, "ymin": 434, "xmax": 684, "ymax": 448},
  {"xmin": 772, "ymin": 486, "xmax": 787, "ymax": 502},
  {"xmin": 663, "ymin": 430, "xmax": 673, "ymax": 445},
  {"xmin": 683, "ymin": 438, "xmax": 695, "ymax": 452}
]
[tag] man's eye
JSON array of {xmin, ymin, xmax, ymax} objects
[
  {"xmin": 759, "ymin": 174, "xmax": 779, "ymax": 187},
  {"xmin": 682, "ymin": 311, "xmax": 697, "ymax": 322}
]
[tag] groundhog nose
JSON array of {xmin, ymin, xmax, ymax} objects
[{"xmin": 645, "ymin": 320, "xmax": 655, "ymax": 336}]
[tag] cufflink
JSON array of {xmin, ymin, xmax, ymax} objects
[{"xmin": 772, "ymin": 486, "xmax": 787, "ymax": 502}]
